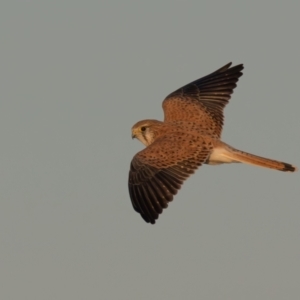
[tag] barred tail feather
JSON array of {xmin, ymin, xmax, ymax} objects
[{"xmin": 223, "ymin": 148, "xmax": 297, "ymax": 172}]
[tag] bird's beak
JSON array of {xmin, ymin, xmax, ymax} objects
[{"xmin": 131, "ymin": 133, "xmax": 136, "ymax": 139}]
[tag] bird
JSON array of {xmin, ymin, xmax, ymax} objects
[{"xmin": 128, "ymin": 62, "xmax": 297, "ymax": 224}]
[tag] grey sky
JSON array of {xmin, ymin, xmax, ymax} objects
[{"xmin": 1, "ymin": 1, "xmax": 299, "ymax": 299}]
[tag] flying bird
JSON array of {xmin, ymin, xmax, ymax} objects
[{"xmin": 128, "ymin": 63, "xmax": 297, "ymax": 224}]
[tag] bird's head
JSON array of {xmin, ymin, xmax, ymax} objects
[{"xmin": 131, "ymin": 119, "xmax": 163, "ymax": 146}]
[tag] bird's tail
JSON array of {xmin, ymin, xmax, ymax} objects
[{"xmin": 221, "ymin": 146, "xmax": 297, "ymax": 172}]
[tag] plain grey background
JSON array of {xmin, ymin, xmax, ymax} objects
[{"xmin": 1, "ymin": 1, "xmax": 299, "ymax": 299}]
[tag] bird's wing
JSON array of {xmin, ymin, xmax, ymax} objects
[
  {"xmin": 162, "ymin": 63, "xmax": 244, "ymax": 137},
  {"xmin": 128, "ymin": 134, "xmax": 213, "ymax": 224}
]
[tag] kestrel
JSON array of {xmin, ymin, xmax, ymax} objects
[{"xmin": 129, "ymin": 62, "xmax": 297, "ymax": 224}]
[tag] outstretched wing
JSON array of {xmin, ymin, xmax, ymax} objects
[
  {"xmin": 163, "ymin": 63, "xmax": 244, "ymax": 137},
  {"xmin": 128, "ymin": 135, "xmax": 213, "ymax": 224}
]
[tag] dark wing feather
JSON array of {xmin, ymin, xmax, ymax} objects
[
  {"xmin": 163, "ymin": 63, "xmax": 244, "ymax": 137},
  {"xmin": 128, "ymin": 136, "xmax": 212, "ymax": 224}
]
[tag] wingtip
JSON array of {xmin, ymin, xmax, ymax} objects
[
  {"xmin": 217, "ymin": 62, "xmax": 232, "ymax": 72},
  {"xmin": 218, "ymin": 62, "xmax": 244, "ymax": 73}
]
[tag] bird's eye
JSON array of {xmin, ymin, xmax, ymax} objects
[{"xmin": 141, "ymin": 126, "xmax": 146, "ymax": 132}]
